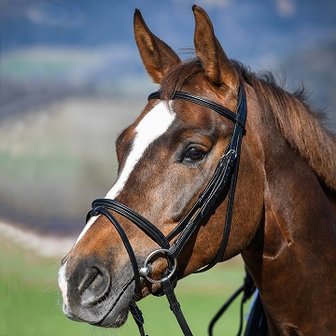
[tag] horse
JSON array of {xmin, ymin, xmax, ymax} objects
[{"xmin": 58, "ymin": 5, "xmax": 336, "ymax": 335}]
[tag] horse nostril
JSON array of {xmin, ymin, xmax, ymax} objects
[
  {"xmin": 78, "ymin": 266, "xmax": 111, "ymax": 307},
  {"xmin": 78, "ymin": 267, "xmax": 99, "ymax": 292}
]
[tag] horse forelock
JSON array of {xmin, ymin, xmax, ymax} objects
[{"xmin": 160, "ymin": 59, "xmax": 204, "ymax": 99}]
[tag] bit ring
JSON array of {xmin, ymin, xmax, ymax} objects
[{"xmin": 140, "ymin": 248, "xmax": 177, "ymax": 284}]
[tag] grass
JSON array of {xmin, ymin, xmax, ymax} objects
[{"xmin": 0, "ymin": 235, "xmax": 247, "ymax": 336}]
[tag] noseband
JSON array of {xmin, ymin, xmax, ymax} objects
[{"xmin": 88, "ymin": 83, "xmax": 247, "ymax": 335}]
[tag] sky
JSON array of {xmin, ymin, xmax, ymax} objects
[
  {"xmin": 1, "ymin": 0, "xmax": 335, "ymax": 73},
  {"xmin": 0, "ymin": 0, "xmax": 335, "ymax": 115}
]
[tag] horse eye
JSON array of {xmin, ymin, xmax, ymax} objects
[{"xmin": 183, "ymin": 146, "xmax": 206, "ymax": 162}]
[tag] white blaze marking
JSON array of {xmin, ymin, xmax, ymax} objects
[
  {"xmin": 74, "ymin": 215, "xmax": 98, "ymax": 247},
  {"xmin": 61, "ymin": 102, "xmax": 175, "ymax": 306},
  {"xmin": 73, "ymin": 101, "xmax": 175, "ymax": 247},
  {"xmin": 58, "ymin": 263, "xmax": 69, "ymax": 307}
]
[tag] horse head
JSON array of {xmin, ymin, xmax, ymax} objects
[{"xmin": 58, "ymin": 5, "xmax": 266, "ymax": 329}]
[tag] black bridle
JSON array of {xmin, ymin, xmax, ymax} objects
[{"xmin": 87, "ymin": 83, "xmax": 250, "ymax": 335}]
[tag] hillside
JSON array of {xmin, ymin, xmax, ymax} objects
[
  {"xmin": 0, "ymin": 96, "xmax": 142, "ymax": 234},
  {"xmin": 281, "ymin": 40, "xmax": 336, "ymax": 129}
]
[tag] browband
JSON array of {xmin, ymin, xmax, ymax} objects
[{"xmin": 148, "ymin": 86, "xmax": 246, "ymax": 128}]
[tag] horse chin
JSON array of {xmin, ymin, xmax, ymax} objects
[{"xmin": 94, "ymin": 307, "xmax": 129, "ymax": 328}]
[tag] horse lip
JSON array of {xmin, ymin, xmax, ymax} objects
[{"xmin": 63, "ymin": 304, "xmax": 84, "ymax": 322}]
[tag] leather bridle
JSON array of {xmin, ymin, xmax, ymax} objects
[{"xmin": 87, "ymin": 83, "xmax": 247, "ymax": 335}]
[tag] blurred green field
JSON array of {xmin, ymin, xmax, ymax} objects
[
  {"xmin": 0, "ymin": 98, "xmax": 140, "ymax": 228},
  {"xmin": 0, "ymin": 234, "xmax": 247, "ymax": 336}
]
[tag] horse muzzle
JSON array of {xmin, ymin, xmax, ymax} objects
[{"xmin": 58, "ymin": 259, "xmax": 135, "ymax": 328}]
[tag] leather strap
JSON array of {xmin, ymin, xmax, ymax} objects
[
  {"xmin": 129, "ymin": 302, "xmax": 147, "ymax": 336},
  {"xmin": 162, "ymin": 277, "xmax": 193, "ymax": 336},
  {"xmin": 148, "ymin": 90, "xmax": 245, "ymax": 127},
  {"xmin": 88, "ymin": 206, "xmax": 142, "ymax": 291},
  {"xmin": 208, "ymin": 270, "xmax": 256, "ymax": 336},
  {"xmin": 167, "ymin": 148, "xmax": 237, "ymax": 259},
  {"xmin": 90, "ymin": 199, "xmax": 170, "ymax": 249}
]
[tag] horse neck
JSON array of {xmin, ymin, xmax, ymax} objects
[{"xmin": 242, "ymin": 90, "xmax": 336, "ymax": 335}]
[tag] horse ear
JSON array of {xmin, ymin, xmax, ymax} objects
[
  {"xmin": 192, "ymin": 5, "xmax": 239, "ymax": 90},
  {"xmin": 134, "ymin": 9, "xmax": 181, "ymax": 84}
]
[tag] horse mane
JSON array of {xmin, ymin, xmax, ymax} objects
[
  {"xmin": 161, "ymin": 59, "xmax": 336, "ymax": 191},
  {"xmin": 231, "ymin": 61, "xmax": 336, "ymax": 192}
]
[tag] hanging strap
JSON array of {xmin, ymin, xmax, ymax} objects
[
  {"xmin": 129, "ymin": 302, "xmax": 148, "ymax": 336},
  {"xmin": 162, "ymin": 277, "xmax": 193, "ymax": 336},
  {"xmin": 208, "ymin": 270, "xmax": 256, "ymax": 336}
]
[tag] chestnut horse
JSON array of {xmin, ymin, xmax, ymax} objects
[{"xmin": 58, "ymin": 6, "xmax": 336, "ymax": 335}]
